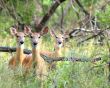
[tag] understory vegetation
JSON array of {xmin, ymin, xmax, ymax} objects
[
  {"xmin": 0, "ymin": 0, "xmax": 110, "ymax": 88},
  {"xmin": 0, "ymin": 37, "xmax": 109, "ymax": 88}
]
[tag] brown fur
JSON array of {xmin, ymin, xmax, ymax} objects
[
  {"xmin": 33, "ymin": 47, "xmax": 48, "ymax": 80},
  {"xmin": 22, "ymin": 26, "xmax": 48, "ymax": 81},
  {"xmin": 8, "ymin": 28, "xmax": 27, "ymax": 69},
  {"xmin": 9, "ymin": 48, "xmax": 26, "ymax": 68},
  {"xmin": 40, "ymin": 33, "xmax": 64, "ymax": 70},
  {"xmin": 40, "ymin": 46, "xmax": 62, "ymax": 69}
]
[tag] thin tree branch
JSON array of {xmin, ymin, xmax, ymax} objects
[
  {"xmin": 60, "ymin": 5, "xmax": 64, "ymax": 30},
  {"xmin": 77, "ymin": 30, "xmax": 105, "ymax": 45},
  {"xmin": 35, "ymin": 0, "xmax": 66, "ymax": 32},
  {"xmin": 75, "ymin": 0, "xmax": 100, "ymax": 28},
  {"xmin": 75, "ymin": 0, "xmax": 89, "ymax": 16}
]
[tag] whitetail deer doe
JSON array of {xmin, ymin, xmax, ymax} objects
[
  {"xmin": 22, "ymin": 26, "xmax": 48, "ymax": 80},
  {"xmin": 40, "ymin": 29, "xmax": 66, "ymax": 69},
  {"xmin": 9, "ymin": 27, "xmax": 28, "ymax": 69}
]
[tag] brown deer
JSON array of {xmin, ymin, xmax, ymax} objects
[
  {"xmin": 9, "ymin": 27, "xmax": 28, "ymax": 69},
  {"xmin": 40, "ymin": 29, "xmax": 66, "ymax": 70},
  {"xmin": 22, "ymin": 26, "xmax": 48, "ymax": 80}
]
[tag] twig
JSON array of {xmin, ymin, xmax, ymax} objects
[
  {"xmin": 75, "ymin": 0, "xmax": 89, "ymax": 15},
  {"xmin": 77, "ymin": 30, "xmax": 105, "ymax": 45}
]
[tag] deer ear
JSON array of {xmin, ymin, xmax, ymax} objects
[
  {"xmin": 64, "ymin": 30, "xmax": 69, "ymax": 35},
  {"xmin": 50, "ymin": 29, "xmax": 54, "ymax": 36},
  {"xmin": 50, "ymin": 29, "xmax": 56, "ymax": 37},
  {"xmin": 63, "ymin": 30, "xmax": 69, "ymax": 39},
  {"xmin": 10, "ymin": 27, "xmax": 17, "ymax": 36},
  {"xmin": 41, "ymin": 26, "xmax": 48, "ymax": 36},
  {"xmin": 24, "ymin": 26, "xmax": 32, "ymax": 35}
]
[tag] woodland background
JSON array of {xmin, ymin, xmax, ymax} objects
[{"xmin": 0, "ymin": 0, "xmax": 110, "ymax": 88}]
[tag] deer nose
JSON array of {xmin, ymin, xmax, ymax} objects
[
  {"xmin": 58, "ymin": 42, "xmax": 62, "ymax": 44},
  {"xmin": 20, "ymin": 41, "xmax": 24, "ymax": 44},
  {"xmin": 33, "ymin": 42, "xmax": 37, "ymax": 45}
]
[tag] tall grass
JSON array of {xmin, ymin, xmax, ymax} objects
[{"xmin": 0, "ymin": 35, "xmax": 110, "ymax": 88}]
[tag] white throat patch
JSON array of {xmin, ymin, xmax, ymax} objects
[
  {"xmin": 58, "ymin": 43, "xmax": 63, "ymax": 48},
  {"xmin": 17, "ymin": 43, "xmax": 24, "ymax": 48}
]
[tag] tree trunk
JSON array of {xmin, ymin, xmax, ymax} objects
[{"xmin": 35, "ymin": 0, "xmax": 66, "ymax": 32}]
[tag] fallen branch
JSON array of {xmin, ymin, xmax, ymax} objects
[
  {"xmin": 40, "ymin": 54, "xmax": 101, "ymax": 63},
  {"xmin": 0, "ymin": 46, "xmax": 102, "ymax": 63},
  {"xmin": 0, "ymin": 47, "xmax": 31, "ymax": 54}
]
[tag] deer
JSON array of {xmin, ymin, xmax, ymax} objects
[
  {"xmin": 40, "ymin": 29, "xmax": 67, "ymax": 70},
  {"xmin": 22, "ymin": 26, "xmax": 49, "ymax": 80},
  {"xmin": 8, "ymin": 27, "xmax": 28, "ymax": 69}
]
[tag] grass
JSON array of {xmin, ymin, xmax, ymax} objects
[{"xmin": 0, "ymin": 35, "xmax": 110, "ymax": 88}]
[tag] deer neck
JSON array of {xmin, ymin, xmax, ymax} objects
[
  {"xmin": 16, "ymin": 44, "xmax": 24, "ymax": 64},
  {"xmin": 32, "ymin": 46, "xmax": 40, "ymax": 62},
  {"xmin": 54, "ymin": 45, "xmax": 62, "ymax": 56}
]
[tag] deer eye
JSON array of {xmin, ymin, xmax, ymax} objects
[
  {"xmin": 30, "ymin": 36, "xmax": 33, "ymax": 38},
  {"xmin": 16, "ymin": 35, "xmax": 19, "ymax": 38},
  {"xmin": 56, "ymin": 36, "xmax": 58, "ymax": 38},
  {"xmin": 38, "ymin": 36, "xmax": 41, "ymax": 38}
]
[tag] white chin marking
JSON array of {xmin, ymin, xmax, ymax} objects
[
  {"xmin": 21, "ymin": 44, "xmax": 24, "ymax": 48},
  {"xmin": 18, "ymin": 44, "xmax": 24, "ymax": 48},
  {"xmin": 32, "ymin": 44, "xmax": 37, "ymax": 48},
  {"xmin": 58, "ymin": 44, "xmax": 62, "ymax": 48}
]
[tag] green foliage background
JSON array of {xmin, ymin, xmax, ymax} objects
[{"xmin": 0, "ymin": 0, "xmax": 110, "ymax": 88}]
